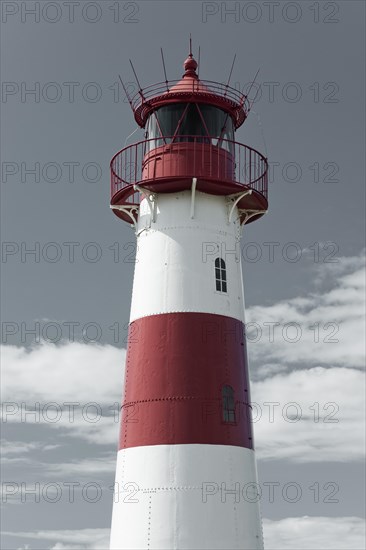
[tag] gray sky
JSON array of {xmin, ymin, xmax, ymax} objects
[{"xmin": 1, "ymin": 1, "xmax": 365, "ymax": 548}]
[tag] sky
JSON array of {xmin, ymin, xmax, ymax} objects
[{"xmin": 1, "ymin": 1, "xmax": 365, "ymax": 548}]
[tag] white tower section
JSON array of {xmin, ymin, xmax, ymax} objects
[
  {"xmin": 131, "ymin": 191, "xmax": 245, "ymax": 322},
  {"xmin": 110, "ymin": 190, "xmax": 264, "ymax": 550}
]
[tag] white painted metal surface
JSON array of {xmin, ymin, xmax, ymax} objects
[
  {"xmin": 111, "ymin": 188, "xmax": 263, "ymax": 549},
  {"xmin": 130, "ymin": 190, "xmax": 246, "ymax": 323},
  {"xmin": 110, "ymin": 444, "xmax": 264, "ymax": 550}
]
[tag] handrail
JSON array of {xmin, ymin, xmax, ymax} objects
[
  {"xmin": 129, "ymin": 79, "xmax": 250, "ymax": 113},
  {"xmin": 110, "ymin": 135, "xmax": 268, "ymax": 202}
]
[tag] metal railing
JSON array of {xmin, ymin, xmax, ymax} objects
[
  {"xmin": 130, "ymin": 79, "xmax": 250, "ymax": 113},
  {"xmin": 110, "ymin": 136, "xmax": 268, "ymax": 203}
]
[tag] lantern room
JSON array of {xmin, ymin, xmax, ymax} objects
[
  {"xmin": 110, "ymin": 52, "xmax": 268, "ymax": 226},
  {"xmin": 145, "ymin": 102, "xmax": 234, "ymax": 151}
]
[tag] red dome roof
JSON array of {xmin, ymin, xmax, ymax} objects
[{"xmin": 130, "ymin": 54, "xmax": 249, "ymax": 129}]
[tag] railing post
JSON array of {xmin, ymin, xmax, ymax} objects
[
  {"xmin": 193, "ymin": 136, "xmax": 196, "ymax": 176},
  {"xmin": 237, "ymin": 142, "xmax": 240, "ymax": 183},
  {"xmin": 249, "ymin": 150, "xmax": 252, "ymax": 187},
  {"xmin": 135, "ymin": 142, "xmax": 138, "ymax": 184}
]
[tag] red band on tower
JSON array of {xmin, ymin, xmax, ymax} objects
[{"xmin": 119, "ymin": 312, "xmax": 254, "ymax": 450}]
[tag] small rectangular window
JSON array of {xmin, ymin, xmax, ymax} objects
[
  {"xmin": 215, "ymin": 257, "xmax": 227, "ymax": 293},
  {"xmin": 222, "ymin": 385, "xmax": 236, "ymax": 424}
]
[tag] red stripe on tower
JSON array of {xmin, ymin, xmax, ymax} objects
[{"xmin": 120, "ymin": 312, "xmax": 254, "ymax": 450}]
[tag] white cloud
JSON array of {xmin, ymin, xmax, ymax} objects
[
  {"xmin": 1, "ymin": 342, "xmax": 122, "ymax": 445},
  {"xmin": 44, "ymin": 454, "xmax": 117, "ymax": 476},
  {"xmin": 263, "ymin": 516, "xmax": 366, "ymax": 549},
  {"xmin": 1, "ymin": 342, "xmax": 125, "ymax": 404},
  {"xmin": 246, "ymin": 253, "xmax": 365, "ymax": 371},
  {"xmin": 252, "ymin": 367, "xmax": 365, "ymax": 462},
  {"xmin": 244, "ymin": 254, "xmax": 366, "ymax": 462},
  {"xmin": 50, "ymin": 545, "xmax": 81, "ymax": 549},
  {"xmin": 1, "ymin": 404, "xmax": 120, "ymax": 447},
  {"xmin": 50, "ymin": 545, "xmax": 85, "ymax": 550},
  {"xmin": 6, "ymin": 517, "xmax": 366, "ymax": 550},
  {"xmin": 312, "ymin": 253, "xmax": 365, "ymax": 285},
  {"xmin": 1, "ymin": 440, "xmax": 60, "ymax": 455},
  {"xmin": 3, "ymin": 529, "xmax": 110, "ymax": 550},
  {"xmin": 2, "ymin": 454, "xmax": 116, "ymax": 479}
]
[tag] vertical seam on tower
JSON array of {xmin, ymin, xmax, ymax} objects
[
  {"xmin": 147, "ymin": 494, "xmax": 152, "ymax": 549},
  {"xmin": 121, "ymin": 341, "xmax": 131, "ymax": 477},
  {"xmin": 224, "ymin": 317, "xmax": 230, "ymax": 445},
  {"xmin": 229, "ymin": 448, "xmax": 239, "ymax": 548},
  {"xmin": 172, "ymin": 445, "xmax": 178, "ymax": 550}
]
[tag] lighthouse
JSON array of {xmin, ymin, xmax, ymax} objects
[{"xmin": 109, "ymin": 50, "xmax": 268, "ymax": 550}]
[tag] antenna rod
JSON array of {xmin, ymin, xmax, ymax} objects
[
  {"xmin": 118, "ymin": 75, "xmax": 134, "ymax": 111},
  {"xmin": 189, "ymin": 34, "xmax": 192, "ymax": 56},
  {"xmin": 248, "ymin": 84, "xmax": 261, "ymax": 113},
  {"xmin": 160, "ymin": 48, "xmax": 169, "ymax": 91},
  {"xmin": 129, "ymin": 59, "xmax": 144, "ymax": 98},
  {"xmin": 243, "ymin": 67, "xmax": 260, "ymax": 112},
  {"xmin": 224, "ymin": 54, "xmax": 237, "ymax": 95}
]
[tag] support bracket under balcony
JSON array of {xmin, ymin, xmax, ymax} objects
[
  {"xmin": 134, "ymin": 184, "xmax": 157, "ymax": 223},
  {"xmin": 110, "ymin": 204, "xmax": 139, "ymax": 229},
  {"xmin": 227, "ymin": 190, "xmax": 253, "ymax": 223},
  {"xmin": 190, "ymin": 177, "xmax": 197, "ymax": 219},
  {"xmin": 239, "ymin": 209, "xmax": 268, "ymax": 225}
]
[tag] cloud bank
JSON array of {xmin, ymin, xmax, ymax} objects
[{"xmin": 7, "ymin": 516, "xmax": 366, "ymax": 550}]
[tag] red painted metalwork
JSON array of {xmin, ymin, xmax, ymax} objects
[
  {"xmin": 142, "ymin": 142, "xmax": 235, "ymax": 182},
  {"xmin": 130, "ymin": 55, "xmax": 249, "ymax": 129},
  {"xmin": 112, "ymin": 54, "xmax": 269, "ymax": 225},
  {"xmin": 119, "ymin": 312, "xmax": 254, "ymax": 450},
  {"xmin": 110, "ymin": 136, "xmax": 268, "ymax": 224}
]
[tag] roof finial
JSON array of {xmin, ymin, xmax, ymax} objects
[{"xmin": 184, "ymin": 36, "xmax": 198, "ymax": 78}]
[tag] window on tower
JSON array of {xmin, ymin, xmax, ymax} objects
[
  {"xmin": 215, "ymin": 257, "xmax": 227, "ymax": 293},
  {"xmin": 145, "ymin": 103, "xmax": 234, "ymax": 153},
  {"xmin": 222, "ymin": 385, "xmax": 236, "ymax": 423},
  {"xmin": 177, "ymin": 103, "xmax": 209, "ymax": 139}
]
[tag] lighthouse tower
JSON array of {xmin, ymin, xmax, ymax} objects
[{"xmin": 109, "ymin": 51, "xmax": 268, "ymax": 550}]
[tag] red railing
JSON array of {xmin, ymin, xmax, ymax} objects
[
  {"xmin": 110, "ymin": 136, "xmax": 268, "ymax": 204},
  {"xmin": 130, "ymin": 79, "xmax": 250, "ymax": 113}
]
